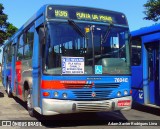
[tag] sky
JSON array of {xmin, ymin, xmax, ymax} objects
[{"xmin": 0, "ymin": 0, "xmax": 159, "ymax": 62}]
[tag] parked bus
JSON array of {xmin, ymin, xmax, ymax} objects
[
  {"xmin": 131, "ymin": 24, "xmax": 160, "ymax": 107},
  {"xmin": 1, "ymin": 5, "xmax": 132, "ymax": 117}
]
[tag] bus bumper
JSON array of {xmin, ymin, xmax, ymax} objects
[{"xmin": 41, "ymin": 96, "xmax": 132, "ymax": 115}]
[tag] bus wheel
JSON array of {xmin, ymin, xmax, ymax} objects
[
  {"xmin": 26, "ymin": 90, "xmax": 35, "ymax": 117},
  {"xmin": 7, "ymin": 81, "xmax": 12, "ymax": 97}
]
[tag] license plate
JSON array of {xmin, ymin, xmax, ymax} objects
[{"xmin": 117, "ymin": 100, "xmax": 131, "ymax": 107}]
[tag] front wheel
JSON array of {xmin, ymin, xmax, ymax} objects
[
  {"xmin": 7, "ymin": 81, "xmax": 12, "ymax": 97},
  {"xmin": 26, "ymin": 90, "xmax": 35, "ymax": 117}
]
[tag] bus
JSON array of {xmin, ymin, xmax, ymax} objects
[
  {"xmin": 1, "ymin": 5, "xmax": 132, "ymax": 117},
  {"xmin": 131, "ymin": 24, "xmax": 160, "ymax": 107}
]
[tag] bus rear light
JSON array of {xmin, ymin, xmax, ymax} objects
[
  {"xmin": 130, "ymin": 90, "xmax": 132, "ymax": 95},
  {"xmin": 117, "ymin": 100, "xmax": 131, "ymax": 107},
  {"xmin": 43, "ymin": 92, "xmax": 50, "ymax": 97}
]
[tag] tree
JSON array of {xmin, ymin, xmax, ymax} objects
[
  {"xmin": 0, "ymin": 3, "xmax": 17, "ymax": 45},
  {"xmin": 144, "ymin": 0, "xmax": 160, "ymax": 21}
]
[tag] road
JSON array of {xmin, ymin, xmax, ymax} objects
[{"xmin": 0, "ymin": 83, "xmax": 160, "ymax": 129}]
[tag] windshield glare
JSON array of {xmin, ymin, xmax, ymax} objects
[{"xmin": 43, "ymin": 22, "xmax": 131, "ymax": 75}]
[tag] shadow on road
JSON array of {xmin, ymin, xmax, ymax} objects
[
  {"xmin": 0, "ymin": 92, "xmax": 4, "ymax": 97},
  {"xmin": 132, "ymin": 102, "xmax": 160, "ymax": 116},
  {"xmin": 34, "ymin": 111, "xmax": 128, "ymax": 128},
  {"xmin": 12, "ymin": 96, "xmax": 28, "ymax": 110},
  {"xmin": 12, "ymin": 96, "xmax": 128, "ymax": 127}
]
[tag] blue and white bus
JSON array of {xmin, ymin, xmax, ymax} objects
[
  {"xmin": 1, "ymin": 5, "xmax": 132, "ymax": 117},
  {"xmin": 131, "ymin": 24, "xmax": 160, "ymax": 107}
]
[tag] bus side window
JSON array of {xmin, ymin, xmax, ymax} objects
[
  {"xmin": 24, "ymin": 25, "xmax": 34, "ymax": 59},
  {"xmin": 17, "ymin": 34, "xmax": 24, "ymax": 60},
  {"xmin": 38, "ymin": 27, "xmax": 45, "ymax": 58},
  {"xmin": 38, "ymin": 26, "xmax": 46, "ymax": 70},
  {"xmin": 131, "ymin": 38, "xmax": 142, "ymax": 66}
]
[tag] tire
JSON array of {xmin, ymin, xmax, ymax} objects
[
  {"xmin": 7, "ymin": 80, "xmax": 12, "ymax": 97},
  {"xmin": 26, "ymin": 90, "xmax": 35, "ymax": 117}
]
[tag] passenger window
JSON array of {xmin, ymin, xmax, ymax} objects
[
  {"xmin": 131, "ymin": 38, "xmax": 142, "ymax": 66},
  {"xmin": 24, "ymin": 26, "xmax": 34, "ymax": 59},
  {"xmin": 17, "ymin": 34, "xmax": 24, "ymax": 60}
]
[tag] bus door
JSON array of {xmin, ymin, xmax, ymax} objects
[{"xmin": 147, "ymin": 42, "xmax": 160, "ymax": 106}]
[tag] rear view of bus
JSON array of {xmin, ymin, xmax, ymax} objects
[{"xmin": 2, "ymin": 5, "xmax": 132, "ymax": 117}]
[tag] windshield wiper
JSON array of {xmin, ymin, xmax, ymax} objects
[
  {"xmin": 68, "ymin": 19, "xmax": 88, "ymax": 39},
  {"xmin": 102, "ymin": 23, "xmax": 113, "ymax": 44}
]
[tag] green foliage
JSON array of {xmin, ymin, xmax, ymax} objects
[
  {"xmin": 144, "ymin": 0, "xmax": 160, "ymax": 21},
  {"xmin": 6, "ymin": 23, "xmax": 18, "ymax": 38},
  {"xmin": 0, "ymin": 3, "xmax": 18, "ymax": 45}
]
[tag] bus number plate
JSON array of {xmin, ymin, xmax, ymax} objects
[{"xmin": 114, "ymin": 78, "xmax": 128, "ymax": 83}]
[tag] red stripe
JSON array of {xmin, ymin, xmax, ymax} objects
[
  {"xmin": 41, "ymin": 80, "xmax": 88, "ymax": 89},
  {"xmin": 16, "ymin": 61, "xmax": 22, "ymax": 98},
  {"xmin": 41, "ymin": 80, "xmax": 65, "ymax": 89}
]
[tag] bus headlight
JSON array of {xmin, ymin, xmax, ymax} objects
[
  {"xmin": 62, "ymin": 93, "xmax": 67, "ymax": 99},
  {"xmin": 54, "ymin": 92, "xmax": 58, "ymax": 97},
  {"xmin": 124, "ymin": 90, "xmax": 128, "ymax": 95},
  {"xmin": 117, "ymin": 91, "xmax": 121, "ymax": 97}
]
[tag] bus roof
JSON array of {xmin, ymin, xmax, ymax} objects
[
  {"xmin": 131, "ymin": 23, "xmax": 160, "ymax": 37},
  {"xmin": 4, "ymin": 4, "xmax": 128, "ymax": 45},
  {"xmin": 4, "ymin": 5, "xmax": 46, "ymax": 46}
]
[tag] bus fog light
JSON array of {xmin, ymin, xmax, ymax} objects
[
  {"xmin": 124, "ymin": 90, "xmax": 128, "ymax": 95},
  {"xmin": 62, "ymin": 93, "xmax": 67, "ymax": 99},
  {"xmin": 117, "ymin": 91, "xmax": 121, "ymax": 97},
  {"xmin": 54, "ymin": 92, "xmax": 58, "ymax": 97}
]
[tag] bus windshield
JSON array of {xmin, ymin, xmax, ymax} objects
[{"xmin": 43, "ymin": 21, "xmax": 130, "ymax": 75}]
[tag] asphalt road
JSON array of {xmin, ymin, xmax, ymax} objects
[{"xmin": 0, "ymin": 83, "xmax": 160, "ymax": 129}]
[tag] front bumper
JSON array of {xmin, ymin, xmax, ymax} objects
[{"xmin": 41, "ymin": 96, "xmax": 132, "ymax": 115}]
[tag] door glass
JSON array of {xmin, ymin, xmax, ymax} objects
[{"xmin": 148, "ymin": 46, "xmax": 154, "ymax": 81}]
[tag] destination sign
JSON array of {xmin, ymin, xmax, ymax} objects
[
  {"xmin": 54, "ymin": 10, "xmax": 69, "ymax": 18},
  {"xmin": 76, "ymin": 12, "xmax": 113, "ymax": 22},
  {"xmin": 62, "ymin": 57, "xmax": 84, "ymax": 74},
  {"xmin": 47, "ymin": 5, "xmax": 128, "ymax": 25},
  {"xmin": 54, "ymin": 10, "xmax": 112, "ymax": 22}
]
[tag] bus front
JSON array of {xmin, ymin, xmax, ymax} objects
[{"xmin": 41, "ymin": 5, "xmax": 132, "ymax": 115}]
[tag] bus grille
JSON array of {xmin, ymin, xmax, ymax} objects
[
  {"xmin": 94, "ymin": 83, "xmax": 120, "ymax": 88},
  {"xmin": 63, "ymin": 83, "xmax": 119, "ymax": 89},
  {"xmin": 64, "ymin": 84, "xmax": 92, "ymax": 89},
  {"xmin": 72, "ymin": 90, "xmax": 112, "ymax": 100},
  {"xmin": 76, "ymin": 101, "xmax": 111, "ymax": 112}
]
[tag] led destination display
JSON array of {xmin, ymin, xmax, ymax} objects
[{"xmin": 47, "ymin": 5, "xmax": 128, "ymax": 25}]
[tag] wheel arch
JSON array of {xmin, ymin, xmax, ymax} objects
[{"xmin": 23, "ymin": 79, "xmax": 32, "ymax": 101}]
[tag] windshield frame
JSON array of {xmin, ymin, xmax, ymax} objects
[{"xmin": 42, "ymin": 20, "xmax": 131, "ymax": 76}]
